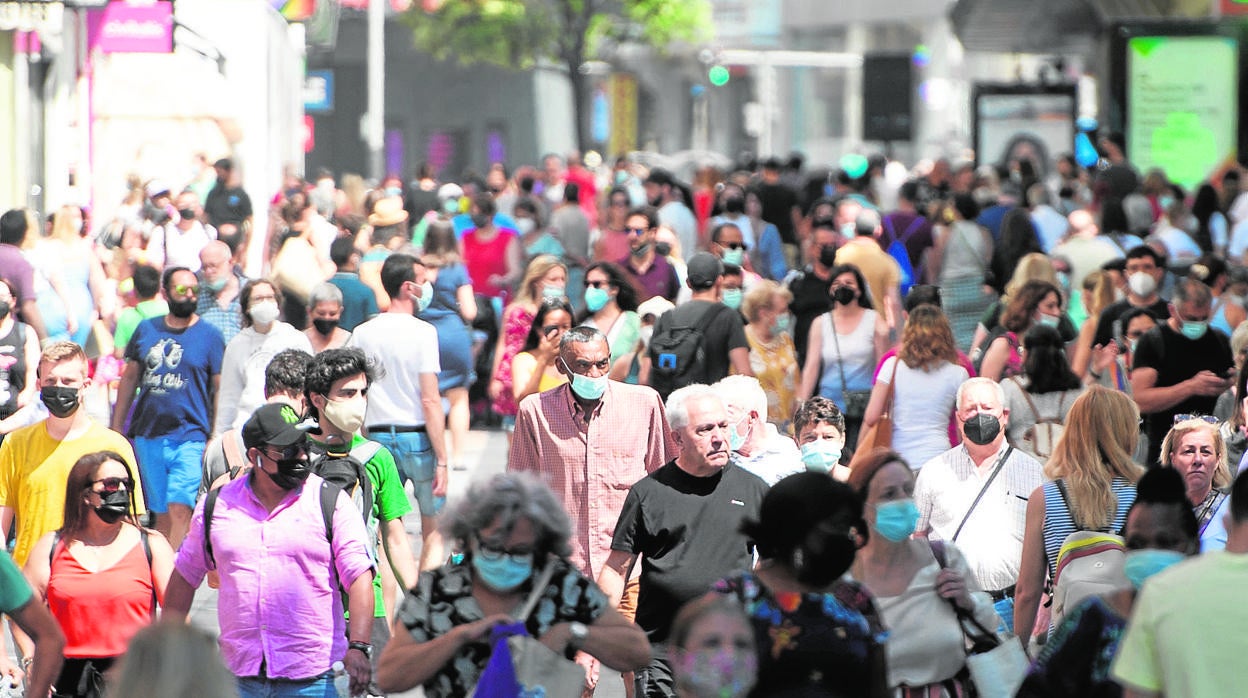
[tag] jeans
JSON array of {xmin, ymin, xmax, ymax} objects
[
  {"xmin": 366, "ymin": 428, "xmax": 443, "ymax": 516},
  {"xmin": 236, "ymin": 671, "xmax": 335, "ymax": 698}
]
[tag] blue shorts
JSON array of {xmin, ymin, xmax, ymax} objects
[
  {"xmin": 366, "ymin": 428, "xmax": 444, "ymax": 517},
  {"xmin": 134, "ymin": 436, "xmax": 205, "ymax": 513},
  {"xmin": 237, "ymin": 671, "xmax": 335, "ymax": 698}
]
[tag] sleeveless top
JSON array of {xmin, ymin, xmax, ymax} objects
[
  {"xmin": 939, "ymin": 221, "xmax": 990, "ymax": 283},
  {"xmin": 817, "ymin": 309, "xmax": 878, "ymax": 404},
  {"xmin": 47, "ymin": 535, "xmax": 155, "ymax": 657},
  {"xmin": 0, "ymin": 321, "xmax": 27, "ymax": 418},
  {"xmin": 1041, "ymin": 477, "xmax": 1136, "ymax": 578}
]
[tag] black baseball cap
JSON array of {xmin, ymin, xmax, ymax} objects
[{"xmin": 242, "ymin": 403, "xmax": 309, "ymax": 450}]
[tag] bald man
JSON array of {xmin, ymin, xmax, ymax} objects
[
  {"xmin": 197, "ymin": 240, "xmax": 249, "ymax": 343},
  {"xmin": 1051, "ymin": 208, "xmax": 1124, "ymax": 292}
]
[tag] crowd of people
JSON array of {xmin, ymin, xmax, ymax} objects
[{"xmin": 3, "ymin": 140, "xmax": 1248, "ymax": 697}]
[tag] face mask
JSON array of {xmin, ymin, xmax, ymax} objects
[
  {"xmin": 721, "ymin": 248, "xmax": 745, "ymax": 266},
  {"xmin": 1123, "ymin": 549, "xmax": 1186, "ymax": 589},
  {"xmin": 655, "ymin": 241, "xmax": 672, "ymax": 257},
  {"xmin": 800, "ymin": 440, "xmax": 842, "ymax": 473},
  {"xmin": 167, "ymin": 298, "xmax": 197, "ymax": 319},
  {"xmin": 1158, "ymin": 195, "xmax": 1175, "ymax": 211},
  {"xmin": 562, "ymin": 358, "xmax": 608, "ymax": 401},
  {"xmin": 93, "ymin": 489, "xmax": 130, "ymax": 525},
  {"xmin": 41, "ymin": 386, "xmax": 81, "ymax": 419},
  {"xmin": 385, "ymin": 186, "xmax": 402, "ymax": 197},
  {"xmin": 312, "ymin": 317, "xmax": 339, "ymax": 336},
  {"xmin": 178, "ymin": 208, "xmax": 197, "ymax": 222},
  {"xmin": 471, "ymin": 550, "xmax": 534, "ymax": 592},
  {"xmin": 631, "ymin": 241, "xmax": 652, "ymax": 257},
  {"xmin": 1180, "ymin": 319, "xmax": 1208, "ymax": 341},
  {"xmin": 962, "ymin": 412, "xmax": 1002, "ymax": 446},
  {"xmin": 722, "ymin": 197, "xmax": 746, "ymax": 215},
  {"xmin": 416, "ymin": 281, "xmax": 435, "ymax": 312},
  {"xmin": 515, "ymin": 218, "xmax": 536, "ymax": 235},
  {"xmin": 322, "ymin": 396, "xmax": 367, "ymax": 434},
  {"xmin": 1036, "ymin": 312, "xmax": 1061, "ymax": 328},
  {"xmin": 874, "ymin": 499, "xmax": 920, "ymax": 542},
  {"xmin": 584, "ymin": 286, "xmax": 611, "ymax": 313},
  {"xmin": 471, "ymin": 214, "xmax": 491, "ymax": 228},
  {"xmin": 674, "ymin": 647, "xmax": 757, "ymax": 698},
  {"xmin": 615, "ymin": 171, "xmax": 629, "ymax": 185},
  {"xmin": 818, "ymin": 245, "xmax": 838, "ymax": 268},
  {"xmin": 640, "ymin": 326, "xmax": 654, "ymax": 347},
  {"xmin": 1127, "ymin": 338, "xmax": 1139, "ymax": 354},
  {"xmin": 727, "ymin": 414, "xmax": 750, "ymax": 452},
  {"xmin": 443, "ymin": 198, "xmax": 460, "ymax": 214},
  {"xmin": 831, "ymin": 286, "xmax": 857, "ymax": 306},
  {"xmin": 205, "ymin": 276, "xmax": 228, "ymax": 293},
  {"xmin": 260, "ymin": 454, "xmax": 311, "ymax": 490},
  {"xmin": 772, "ymin": 314, "xmax": 791, "ymax": 335},
  {"xmin": 1128, "ymin": 271, "xmax": 1157, "ymax": 298},
  {"xmin": 0, "ymin": 300, "xmax": 11, "ymax": 320},
  {"xmin": 722, "ymin": 288, "xmax": 743, "ymax": 310},
  {"xmin": 248, "ymin": 300, "xmax": 280, "ymax": 325},
  {"xmin": 542, "ymin": 284, "xmax": 565, "ymax": 300},
  {"xmin": 840, "ymin": 222, "xmax": 857, "ymax": 239}
]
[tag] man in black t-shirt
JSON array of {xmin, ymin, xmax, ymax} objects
[
  {"xmin": 598, "ymin": 385, "xmax": 768, "ymax": 698},
  {"xmin": 752, "ymin": 157, "xmax": 800, "ymax": 247},
  {"xmin": 1132, "ymin": 278, "xmax": 1233, "ymax": 464},
  {"xmin": 1094, "ymin": 246, "xmax": 1170, "ymax": 347},
  {"xmin": 787, "ymin": 219, "xmax": 838, "ymax": 366},
  {"xmin": 652, "ymin": 252, "xmax": 751, "ymax": 385}
]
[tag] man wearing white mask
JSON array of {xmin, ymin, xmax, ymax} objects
[
  {"xmin": 349, "ymin": 253, "xmax": 448, "ymax": 570},
  {"xmin": 213, "ymin": 279, "xmax": 313, "ymax": 436},
  {"xmin": 714, "ymin": 375, "xmax": 801, "ymax": 485},
  {"xmin": 1093, "ymin": 245, "xmax": 1171, "ymax": 347}
]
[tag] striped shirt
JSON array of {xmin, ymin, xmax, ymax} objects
[
  {"xmin": 508, "ymin": 381, "xmax": 673, "ymax": 579},
  {"xmin": 915, "ymin": 442, "xmax": 1045, "ymax": 591},
  {"xmin": 1041, "ymin": 477, "xmax": 1136, "ymax": 578}
]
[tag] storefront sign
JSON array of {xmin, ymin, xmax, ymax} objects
[
  {"xmin": 86, "ymin": 0, "xmax": 173, "ymax": 54},
  {"xmin": 0, "ymin": 1, "xmax": 64, "ymax": 33}
]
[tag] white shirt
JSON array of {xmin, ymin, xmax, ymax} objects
[
  {"xmin": 348, "ymin": 312, "xmax": 441, "ymax": 427},
  {"xmin": 914, "ymin": 441, "xmax": 1045, "ymax": 591},
  {"xmin": 659, "ymin": 201, "xmax": 698, "ymax": 261},
  {"xmin": 732, "ymin": 424, "xmax": 803, "ymax": 486},
  {"xmin": 149, "ymin": 220, "xmax": 217, "ymax": 272},
  {"xmin": 214, "ymin": 322, "xmax": 313, "ymax": 434}
]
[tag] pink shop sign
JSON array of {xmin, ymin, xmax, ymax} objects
[{"xmin": 87, "ymin": 1, "xmax": 173, "ymax": 54}]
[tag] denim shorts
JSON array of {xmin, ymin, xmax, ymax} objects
[
  {"xmin": 133, "ymin": 437, "xmax": 205, "ymax": 512},
  {"xmin": 366, "ymin": 428, "xmax": 443, "ymax": 516}
]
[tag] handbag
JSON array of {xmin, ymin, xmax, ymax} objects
[
  {"xmin": 469, "ymin": 557, "xmax": 587, "ymax": 697},
  {"xmin": 847, "ymin": 357, "xmax": 899, "ymax": 471},
  {"xmin": 829, "ymin": 314, "xmax": 871, "ymax": 418},
  {"xmin": 929, "ymin": 541, "xmax": 1027, "ymax": 698}
]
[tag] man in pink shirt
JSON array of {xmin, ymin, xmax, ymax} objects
[{"xmin": 164, "ymin": 403, "xmax": 376, "ymax": 697}]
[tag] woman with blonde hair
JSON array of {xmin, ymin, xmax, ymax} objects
[
  {"xmin": 741, "ymin": 280, "xmax": 800, "ymax": 429},
  {"xmin": 1159, "ymin": 417, "xmax": 1233, "ymax": 552},
  {"xmin": 863, "ymin": 305, "xmax": 968, "ymax": 469},
  {"xmin": 1013, "ymin": 386, "xmax": 1145, "ymax": 640},
  {"xmin": 488, "ymin": 254, "xmax": 567, "ymax": 438},
  {"xmin": 1070, "ymin": 269, "xmax": 1119, "ymax": 379}
]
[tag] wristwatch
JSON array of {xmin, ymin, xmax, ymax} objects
[
  {"xmin": 348, "ymin": 640, "xmax": 373, "ymax": 659},
  {"xmin": 567, "ymin": 621, "xmax": 589, "ymax": 651}
]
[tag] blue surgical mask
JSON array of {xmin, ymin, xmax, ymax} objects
[
  {"xmin": 874, "ymin": 499, "xmax": 920, "ymax": 542},
  {"xmin": 542, "ymin": 285, "xmax": 566, "ymax": 300},
  {"xmin": 721, "ymin": 248, "xmax": 745, "ymax": 266},
  {"xmin": 471, "ymin": 550, "xmax": 534, "ymax": 592},
  {"xmin": 772, "ymin": 314, "xmax": 791, "ymax": 335},
  {"xmin": 561, "ymin": 358, "xmax": 608, "ymax": 401},
  {"xmin": 416, "ymin": 281, "xmax": 434, "ymax": 313},
  {"xmin": 1180, "ymin": 320, "xmax": 1208, "ymax": 340},
  {"xmin": 1123, "ymin": 549, "xmax": 1186, "ymax": 589},
  {"xmin": 840, "ymin": 222, "xmax": 856, "ymax": 239},
  {"xmin": 727, "ymin": 414, "xmax": 750, "ymax": 452},
  {"xmin": 1037, "ymin": 312, "xmax": 1061, "ymax": 328},
  {"xmin": 443, "ymin": 198, "xmax": 461, "ymax": 214},
  {"xmin": 722, "ymin": 288, "xmax": 743, "ymax": 310},
  {"xmin": 800, "ymin": 440, "xmax": 842, "ymax": 473},
  {"xmin": 584, "ymin": 286, "xmax": 610, "ymax": 312}
]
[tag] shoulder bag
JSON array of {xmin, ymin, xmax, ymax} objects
[{"xmin": 847, "ymin": 357, "xmax": 900, "ymax": 471}]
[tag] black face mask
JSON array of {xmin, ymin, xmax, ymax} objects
[
  {"xmin": 963, "ymin": 413, "xmax": 1002, "ymax": 446},
  {"xmin": 93, "ymin": 490, "xmax": 130, "ymax": 524},
  {"xmin": 178, "ymin": 208, "xmax": 197, "ymax": 222},
  {"xmin": 471, "ymin": 214, "xmax": 491, "ymax": 228},
  {"xmin": 631, "ymin": 241, "xmax": 652, "ymax": 257},
  {"xmin": 264, "ymin": 456, "xmax": 311, "ymax": 490},
  {"xmin": 312, "ymin": 318, "xmax": 339, "ymax": 336},
  {"xmin": 831, "ymin": 286, "xmax": 858, "ymax": 306},
  {"xmin": 818, "ymin": 245, "xmax": 838, "ymax": 268},
  {"xmin": 654, "ymin": 241, "xmax": 672, "ymax": 257},
  {"xmin": 41, "ymin": 386, "xmax": 80, "ymax": 419},
  {"xmin": 167, "ymin": 298, "xmax": 197, "ymax": 319},
  {"xmin": 0, "ymin": 300, "xmax": 11, "ymax": 320},
  {"xmin": 723, "ymin": 197, "xmax": 745, "ymax": 214}
]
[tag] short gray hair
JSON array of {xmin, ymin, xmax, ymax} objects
[
  {"xmin": 955, "ymin": 377, "xmax": 1006, "ymax": 411},
  {"xmin": 444, "ymin": 473, "xmax": 572, "ymax": 558},
  {"xmin": 714, "ymin": 375, "xmax": 766, "ymax": 418},
  {"xmin": 665, "ymin": 384, "xmax": 723, "ymax": 430},
  {"xmin": 560, "ymin": 326, "xmax": 607, "ymax": 352},
  {"xmin": 308, "ymin": 281, "xmax": 343, "ymax": 308},
  {"xmin": 855, "ymin": 208, "xmax": 882, "ymax": 237}
]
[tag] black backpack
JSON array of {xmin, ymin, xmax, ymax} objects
[{"xmin": 647, "ymin": 302, "xmax": 730, "ymax": 401}]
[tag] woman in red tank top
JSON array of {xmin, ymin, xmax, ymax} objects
[{"xmin": 22, "ymin": 451, "xmax": 174, "ymax": 698}]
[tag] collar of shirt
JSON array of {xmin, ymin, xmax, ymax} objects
[
  {"xmin": 560, "ymin": 381, "xmax": 607, "ymax": 422},
  {"xmin": 959, "ymin": 440, "xmax": 1013, "ymax": 476}
]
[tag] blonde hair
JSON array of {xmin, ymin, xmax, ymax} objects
[
  {"xmin": 513, "ymin": 254, "xmax": 567, "ymax": 307},
  {"xmin": 50, "ymin": 205, "xmax": 81, "ymax": 243},
  {"xmin": 1003, "ymin": 253, "xmax": 1059, "ymax": 301},
  {"xmin": 1160, "ymin": 419, "xmax": 1231, "ymax": 490},
  {"xmin": 742, "ymin": 280, "xmax": 791, "ymax": 323},
  {"xmin": 1044, "ymin": 386, "xmax": 1145, "ymax": 528},
  {"xmin": 109, "ymin": 621, "xmax": 237, "ymax": 698},
  {"xmin": 1082, "ymin": 270, "xmax": 1117, "ymax": 321}
]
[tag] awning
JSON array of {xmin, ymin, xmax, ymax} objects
[{"xmin": 949, "ymin": 0, "xmax": 1181, "ymax": 54}]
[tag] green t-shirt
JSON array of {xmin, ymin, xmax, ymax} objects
[
  {"xmin": 314, "ymin": 433, "xmax": 413, "ymax": 617},
  {"xmin": 113, "ymin": 299, "xmax": 169, "ymax": 353},
  {"xmin": 0, "ymin": 549, "xmax": 33, "ymax": 613}
]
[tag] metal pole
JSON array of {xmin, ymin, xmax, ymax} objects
[{"xmin": 366, "ymin": 0, "xmax": 384, "ymax": 181}]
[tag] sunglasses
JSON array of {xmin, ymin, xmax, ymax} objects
[
  {"xmin": 1174, "ymin": 414, "xmax": 1219, "ymax": 425},
  {"xmin": 626, "ymin": 227, "xmax": 648, "ymax": 236},
  {"xmin": 265, "ymin": 444, "xmax": 308, "ymax": 461},
  {"xmin": 90, "ymin": 477, "xmax": 132, "ymax": 493},
  {"xmin": 172, "ymin": 284, "xmax": 198, "ymax": 297}
]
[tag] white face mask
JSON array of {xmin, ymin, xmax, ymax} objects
[
  {"xmin": 322, "ymin": 396, "xmax": 366, "ymax": 434},
  {"xmin": 1128, "ymin": 271, "xmax": 1158, "ymax": 298},
  {"xmin": 515, "ymin": 218, "xmax": 536, "ymax": 235},
  {"xmin": 248, "ymin": 300, "xmax": 280, "ymax": 325}
]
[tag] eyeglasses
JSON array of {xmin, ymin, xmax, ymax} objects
[
  {"xmin": 475, "ymin": 534, "xmax": 535, "ymax": 563},
  {"xmin": 264, "ymin": 444, "xmax": 308, "ymax": 461},
  {"xmin": 586, "ymin": 280, "xmax": 611, "ymax": 289},
  {"xmin": 90, "ymin": 477, "xmax": 132, "ymax": 493},
  {"xmin": 626, "ymin": 227, "xmax": 648, "ymax": 236},
  {"xmin": 171, "ymin": 284, "xmax": 198, "ymax": 298},
  {"xmin": 1174, "ymin": 414, "xmax": 1219, "ymax": 425}
]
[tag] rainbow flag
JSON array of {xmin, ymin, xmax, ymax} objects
[{"xmin": 271, "ymin": 0, "xmax": 316, "ymax": 21}]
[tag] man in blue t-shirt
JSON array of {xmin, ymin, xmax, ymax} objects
[
  {"xmin": 113, "ymin": 266, "xmax": 225, "ymax": 549},
  {"xmin": 327, "ymin": 237, "xmax": 379, "ymax": 331}
]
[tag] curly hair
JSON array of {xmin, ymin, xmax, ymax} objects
[
  {"xmin": 1000, "ymin": 280, "xmax": 1061, "ymax": 333},
  {"xmin": 898, "ymin": 304, "xmax": 959, "ymax": 370},
  {"xmin": 444, "ymin": 473, "xmax": 572, "ymax": 559},
  {"xmin": 793, "ymin": 396, "xmax": 846, "ymax": 438}
]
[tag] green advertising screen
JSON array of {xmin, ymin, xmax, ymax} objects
[{"xmin": 1127, "ymin": 35, "xmax": 1238, "ymax": 189}]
